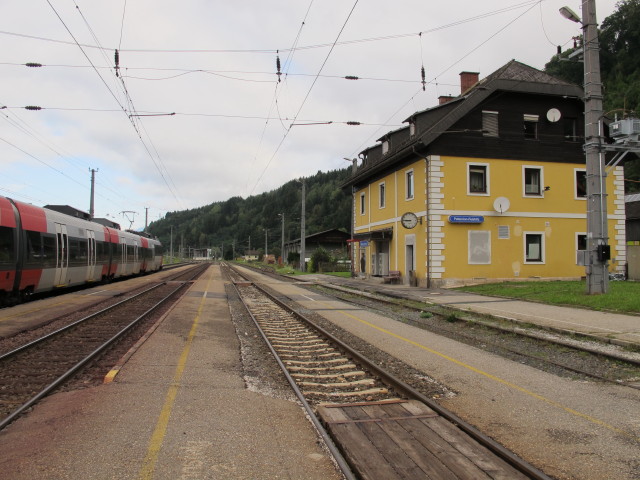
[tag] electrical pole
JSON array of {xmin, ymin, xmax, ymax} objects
[
  {"xmin": 280, "ymin": 213, "xmax": 285, "ymax": 265},
  {"xmin": 344, "ymin": 158, "xmax": 357, "ymax": 276},
  {"xmin": 144, "ymin": 207, "xmax": 149, "ymax": 232},
  {"xmin": 264, "ymin": 228, "xmax": 268, "ymax": 261},
  {"xmin": 300, "ymin": 179, "xmax": 306, "ymax": 272},
  {"xmin": 170, "ymin": 225, "xmax": 173, "ymax": 263},
  {"xmin": 583, "ymin": 0, "xmax": 608, "ymax": 294},
  {"xmin": 562, "ymin": 1, "xmax": 608, "ymax": 294},
  {"xmin": 89, "ymin": 168, "xmax": 97, "ymax": 219}
]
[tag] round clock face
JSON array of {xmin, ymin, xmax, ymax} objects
[{"xmin": 401, "ymin": 212, "xmax": 418, "ymax": 229}]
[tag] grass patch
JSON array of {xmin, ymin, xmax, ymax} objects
[
  {"xmin": 321, "ymin": 271, "xmax": 353, "ymax": 278},
  {"xmin": 456, "ymin": 280, "xmax": 640, "ymax": 314}
]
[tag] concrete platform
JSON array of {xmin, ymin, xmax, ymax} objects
[
  {"xmin": 298, "ymin": 274, "xmax": 640, "ymax": 348},
  {"xmin": 0, "ymin": 265, "xmax": 342, "ymax": 480},
  {"xmin": 235, "ymin": 266, "xmax": 640, "ymax": 480}
]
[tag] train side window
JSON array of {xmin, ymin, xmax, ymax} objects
[
  {"xmin": 96, "ymin": 241, "xmax": 108, "ymax": 263},
  {"xmin": 25, "ymin": 231, "xmax": 43, "ymax": 266},
  {"xmin": 0, "ymin": 226, "xmax": 15, "ymax": 265},
  {"xmin": 41, "ymin": 234, "xmax": 56, "ymax": 268}
]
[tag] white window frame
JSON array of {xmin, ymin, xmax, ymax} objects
[
  {"xmin": 467, "ymin": 162, "xmax": 490, "ymax": 196},
  {"xmin": 468, "ymin": 230, "xmax": 491, "ymax": 265},
  {"xmin": 405, "ymin": 169, "xmax": 414, "ymax": 200},
  {"xmin": 360, "ymin": 192, "xmax": 366, "ymax": 215},
  {"xmin": 522, "ymin": 165, "xmax": 544, "ymax": 197},
  {"xmin": 524, "ymin": 232, "xmax": 545, "ymax": 264},
  {"xmin": 574, "ymin": 168, "xmax": 587, "ymax": 200},
  {"xmin": 576, "ymin": 232, "xmax": 587, "ymax": 265},
  {"xmin": 379, "ymin": 182, "xmax": 386, "ymax": 209}
]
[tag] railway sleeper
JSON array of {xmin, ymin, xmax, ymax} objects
[
  {"xmin": 274, "ymin": 347, "xmax": 333, "ymax": 354},
  {"xmin": 305, "ymin": 387, "xmax": 390, "ymax": 398},
  {"xmin": 292, "ymin": 371, "xmax": 367, "ymax": 380},
  {"xmin": 298, "ymin": 378, "xmax": 377, "ymax": 388},
  {"xmin": 269, "ymin": 338, "xmax": 325, "ymax": 345},
  {"xmin": 287, "ymin": 364, "xmax": 357, "ymax": 372},
  {"xmin": 283, "ymin": 357, "xmax": 350, "ymax": 364}
]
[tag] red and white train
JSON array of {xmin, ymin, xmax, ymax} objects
[{"xmin": 0, "ymin": 195, "xmax": 163, "ymax": 305}]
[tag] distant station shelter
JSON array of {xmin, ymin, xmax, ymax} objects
[{"xmin": 283, "ymin": 229, "xmax": 350, "ymax": 265}]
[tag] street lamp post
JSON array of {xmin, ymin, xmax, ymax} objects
[{"xmin": 561, "ymin": 1, "xmax": 609, "ymax": 294}]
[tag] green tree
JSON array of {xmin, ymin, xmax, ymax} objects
[{"xmin": 545, "ymin": 0, "xmax": 640, "ymax": 192}]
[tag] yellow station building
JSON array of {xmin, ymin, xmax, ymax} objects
[{"xmin": 343, "ymin": 61, "xmax": 626, "ymax": 287}]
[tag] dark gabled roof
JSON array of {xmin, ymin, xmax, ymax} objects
[{"xmin": 343, "ymin": 60, "xmax": 583, "ymax": 189}]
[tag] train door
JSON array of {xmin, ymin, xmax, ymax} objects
[
  {"xmin": 87, "ymin": 230, "xmax": 96, "ymax": 281},
  {"xmin": 54, "ymin": 223, "xmax": 68, "ymax": 286},
  {"xmin": 134, "ymin": 241, "xmax": 140, "ymax": 274},
  {"xmin": 120, "ymin": 237, "xmax": 127, "ymax": 275}
]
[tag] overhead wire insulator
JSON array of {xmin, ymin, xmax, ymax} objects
[
  {"xmin": 114, "ymin": 49, "xmax": 120, "ymax": 77},
  {"xmin": 345, "ymin": 75, "xmax": 359, "ymax": 80},
  {"xmin": 421, "ymin": 66, "xmax": 426, "ymax": 91},
  {"xmin": 25, "ymin": 106, "xmax": 42, "ymax": 110},
  {"xmin": 25, "ymin": 62, "xmax": 43, "ymax": 68},
  {"xmin": 276, "ymin": 51, "xmax": 282, "ymax": 83},
  {"xmin": 346, "ymin": 121, "xmax": 361, "ymax": 125}
]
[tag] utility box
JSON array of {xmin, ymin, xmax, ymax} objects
[{"xmin": 610, "ymin": 118, "xmax": 640, "ymax": 141}]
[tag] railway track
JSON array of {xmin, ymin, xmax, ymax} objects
[
  {"xmin": 235, "ymin": 263, "xmax": 640, "ymax": 389},
  {"xmin": 305, "ymin": 282, "xmax": 640, "ymax": 389},
  {"xmin": 0, "ymin": 263, "xmax": 208, "ymax": 430},
  {"xmin": 225, "ymin": 264, "xmax": 550, "ymax": 480}
]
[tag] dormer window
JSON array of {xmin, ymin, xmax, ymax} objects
[
  {"xmin": 382, "ymin": 140, "xmax": 390, "ymax": 155},
  {"xmin": 482, "ymin": 111, "xmax": 498, "ymax": 137},
  {"xmin": 524, "ymin": 114, "xmax": 539, "ymax": 139},
  {"xmin": 409, "ymin": 121, "xmax": 416, "ymax": 137}
]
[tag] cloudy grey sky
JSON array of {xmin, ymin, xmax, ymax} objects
[{"xmin": 1, "ymin": 0, "xmax": 616, "ymax": 230}]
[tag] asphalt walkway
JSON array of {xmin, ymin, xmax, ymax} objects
[{"xmin": 296, "ymin": 274, "xmax": 640, "ymax": 349}]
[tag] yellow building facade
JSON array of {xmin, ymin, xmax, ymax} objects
[{"xmin": 346, "ymin": 61, "xmax": 626, "ymax": 287}]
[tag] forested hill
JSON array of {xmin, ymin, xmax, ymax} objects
[{"xmin": 147, "ymin": 168, "xmax": 352, "ymax": 259}]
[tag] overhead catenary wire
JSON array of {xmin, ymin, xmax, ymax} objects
[
  {"xmin": 344, "ymin": 0, "xmax": 542, "ymax": 162},
  {"xmin": 0, "ymin": 1, "xmax": 543, "ymax": 56},
  {"xmin": 45, "ymin": 0, "xmax": 183, "ymax": 210},
  {"xmin": 247, "ymin": 0, "xmax": 360, "ymax": 196}
]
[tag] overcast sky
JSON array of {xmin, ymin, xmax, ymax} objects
[{"xmin": 1, "ymin": 0, "xmax": 616, "ymax": 230}]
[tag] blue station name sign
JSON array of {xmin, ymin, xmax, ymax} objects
[{"xmin": 448, "ymin": 215, "xmax": 484, "ymax": 224}]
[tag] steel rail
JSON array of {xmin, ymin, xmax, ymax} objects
[
  {"xmin": 0, "ymin": 281, "xmax": 186, "ymax": 431},
  {"xmin": 230, "ymin": 281, "xmax": 358, "ymax": 480},
  {"xmin": 236, "ymin": 272, "xmax": 552, "ymax": 480},
  {"xmin": 0, "ymin": 282, "xmax": 167, "ymax": 361},
  {"xmin": 310, "ymin": 282, "xmax": 640, "ymax": 372}
]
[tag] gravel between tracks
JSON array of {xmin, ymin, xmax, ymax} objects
[
  {"xmin": 304, "ymin": 284, "xmax": 640, "ymax": 387},
  {"xmin": 225, "ymin": 280, "xmax": 453, "ymax": 403}
]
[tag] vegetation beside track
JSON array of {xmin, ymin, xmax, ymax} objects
[{"xmin": 456, "ymin": 281, "xmax": 640, "ymax": 314}]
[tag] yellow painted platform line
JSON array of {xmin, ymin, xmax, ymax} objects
[
  {"xmin": 320, "ymin": 299, "xmax": 637, "ymax": 441},
  {"xmin": 137, "ymin": 269, "xmax": 214, "ymax": 480}
]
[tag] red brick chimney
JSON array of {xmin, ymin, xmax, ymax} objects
[
  {"xmin": 460, "ymin": 71, "xmax": 479, "ymax": 94},
  {"xmin": 438, "ymin": 95, "xmax": 455, "ymax": 105}
]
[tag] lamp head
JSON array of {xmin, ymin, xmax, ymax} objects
[{"xmin": 559, "ymin": 6, "xmax": 582, "ymax": 24}]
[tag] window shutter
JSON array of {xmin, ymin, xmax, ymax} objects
[{"xmin": 482, "ymin": 111, "xmax": 499, "ymax": 137}]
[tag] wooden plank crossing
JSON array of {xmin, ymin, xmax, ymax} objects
[{"xmin": 317, "ymin": 399, "xmax": 530, "ymax": 480}]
